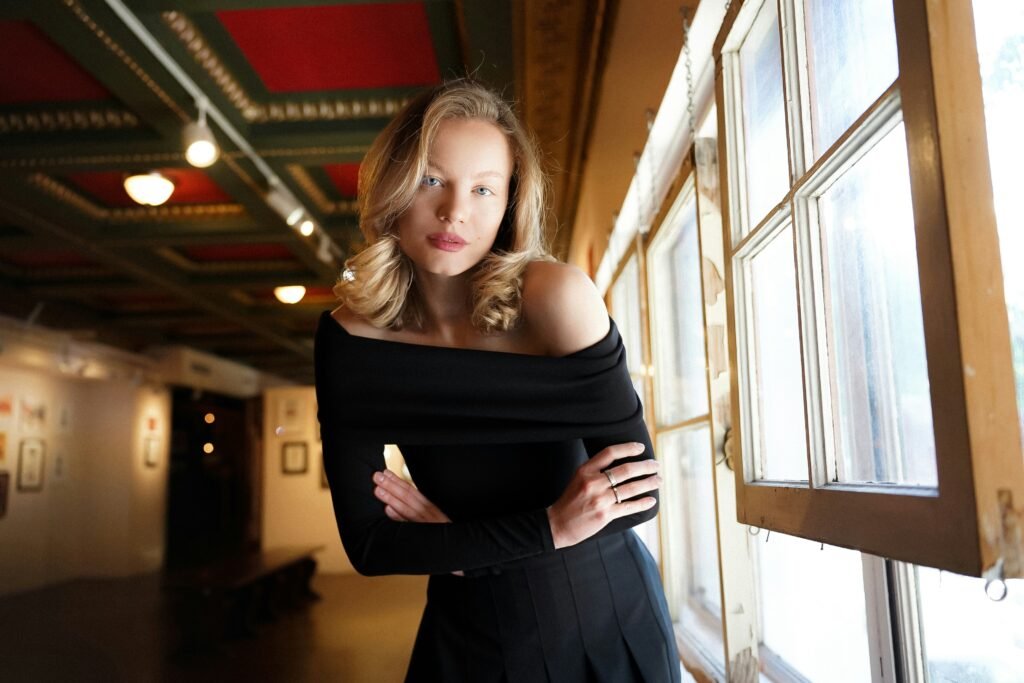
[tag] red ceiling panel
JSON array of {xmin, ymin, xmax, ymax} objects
[
  {"xmin": 216, "ymin": 3, "xmax": 439, "ymax": 92},
  {"xmin": 182, "ymin": 244, "xmax": 295, "ymax": 263},
  {"xmin": 0, "ymin": 20, "xmax": 111, "ymax": 104},
  {"xmin": 65, "ymin": 169, "xmax": 232, "ymax": 208},
  {"xmin": 324, "ymin": 163, "xmax": 360, "ymax": 198}
]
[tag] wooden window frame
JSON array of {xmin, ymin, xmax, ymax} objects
[{"xmin": 714, "ymin": 0, "xmax": 1023, "ymax": 578}]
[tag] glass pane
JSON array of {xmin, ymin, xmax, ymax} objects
[
  {"xmin": 804, "ymin": 0, "xmax": 899, "ymax": 157},
  {"xmin": 650, "ymin": 192, "xmax": 710, "ymax": 425},
  {"xmin": 972, "ymin": 0, "xmax": 1024, "ymax": 445},
  {"xmin": 660, "ymin": 424, "xmax": 723, "ymax": 663},
  {"xmin": 738, "ymin": 0, "xmax": 790, "ymax": 232},
  {"xmin": 757, "ymin": 533, "xmax": 872, "ymax": 682},
  {"xmin": 611, "ymin": 254, "xmax": 644, "ymax": 374},
  {"xmin": 745, "ymin": 224, "xmax": 809, "ymax": 481},
  {"xmin": 818, "ymin": 122, "xmax": 937, "ymax": 487},
  {"xmin": 917, "ymin": 566, "xmax": 1024, "ymax": 682},
  {"xmin": 610, "ymin": 255, "xmax": 659, "ymax": 560}
]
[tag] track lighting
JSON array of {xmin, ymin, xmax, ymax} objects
[
  {"xmin": 274, "ymin": 285, "xmax": 306, "ymax": 304},
  {"xmin": 183, "ymin": 99, "xmax": 220, "ymax": 168},
  {"xmin": 124, "ymin": 171, "xmax": 174, "ymax": 206},
  {"xmin": 299, "ymin": 219, "xmax": 315, "ymax": 237},
  {"xmin": 265, "ymin": 183, "xmax": 305, "ymax": 227}
]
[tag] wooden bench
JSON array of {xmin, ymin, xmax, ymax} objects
[{"xmin": 164, "ymin": 545, "xmax": 324, "ymax": 651}]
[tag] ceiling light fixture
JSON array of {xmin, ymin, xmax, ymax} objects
[
  {"xmin": 183, "ymin": 98, "xmax": 220, "ymax": 168},
  {"xmin": 299, "ymin": 219, "xmax": 315, "ymax": 237},
  {"xmin": 265, "ymin": 183, "xmax": 305, "ymax": 227},
  {"xmin": 124, "ymin": 171, "xmax": 175, "ymax": 206},
  {"xmin": 274, "ymin": 285, "xmax": 306, "ymax": 304}
]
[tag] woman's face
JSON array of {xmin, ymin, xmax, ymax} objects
[{"xmin": 396, "ymin": 117, "xmax": 514, "ymax": 278}]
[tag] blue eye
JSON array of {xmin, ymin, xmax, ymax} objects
[
  {"xmin": 474, "ymin": 187, "xmax": 494, "ymax": 196},
  {"xmin": 421, "ymin": 176, "xmax": 441, "ymax": 187}
]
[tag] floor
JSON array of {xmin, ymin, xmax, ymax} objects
[{"xmin": 0, "ymin": 571, "xmax": 428, "ymax": 683}]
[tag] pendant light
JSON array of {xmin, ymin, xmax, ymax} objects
[
  {"xmin": 123, "ymin": 171, "xmax": 175, "ymax": 206},
  {"xmin": 274, "ymin": 285, "xmax": 306, "ymax": 304},
  {"xmin": 183, "ymin": 98, "xmax": 220, "ymax": 168}
]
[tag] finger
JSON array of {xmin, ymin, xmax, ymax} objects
[
  {"xmin": 586, "ymin": 441, "xmax": 647, "ymax": 473},
  {"xmin": 375, "ymin": 485, "xmax": 426, "ymax": 521},
  {"xmin": 606, "ymin": 458, "xmax": 660, "ymax": 484},
  {"xmin": 609, "ymin": 496, "xmax": 658, "ymax": 518},
  {"xmin": 384, "ymin": 504, "xmax": 408, "ymax": 522},
  {"xmin": 613, "ymin": 474, "xmax": 662, "ymax": 501},
  {"xmin": 376, "ymin": 474, "xmax": 433, "ymax": 517}
]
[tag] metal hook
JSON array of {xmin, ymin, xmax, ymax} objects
[{"xmin": 983, "ymin": 558, "xmax": 1008, "ymax": 602}]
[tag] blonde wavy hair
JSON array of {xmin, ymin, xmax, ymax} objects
[{"xmin": 333, "ymin": 78, "xmax": 556, "ymax": 333}]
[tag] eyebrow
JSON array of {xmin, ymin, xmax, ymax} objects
[{"xmin": 426, "ymin": 162, "xmax": 507, "ymax": 181}]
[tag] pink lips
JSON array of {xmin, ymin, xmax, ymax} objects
[{"xmin": 427, "ymin": 233, "xmax": 466, "ymax": 252}]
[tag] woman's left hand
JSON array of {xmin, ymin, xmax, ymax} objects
[{"xmin": 372, "ymin": 469, "xmax": 451, "ymax": 523}]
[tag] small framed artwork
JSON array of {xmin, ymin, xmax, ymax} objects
[
  {"xmin": 319, "ymin": 447, "xmax": 329, "ymax": 489},
  {"xmin": 281, "ymin": 441, "xmax": 308, "ymax": 475},
  {"xmin": 143, "ymin": 437, "xmax": 160, "ymax": 468},
  {"xmin": 276, "ymin": 397, "xmax": 306, "ymax": 436},
  {"xmin": 0, "ymin": 472, "xmax": 9, "ymax": 518},
  {"xmin": 19, "ymin": 398, "xmax": 46, "ymax": 434},
  {"xmin": 52, "ymin": 446, "xmax": 68, "ymax": 484},
  {"xmin": 17, "ymin": 438, "xmax": 45, "ymax": 492}
]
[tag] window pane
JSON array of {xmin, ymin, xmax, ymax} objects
[
  {"xmin": 650, "ymin": 192, "xmax": 710, "ymax": 425},
  {"xmin": 660, "ymin": 424, "xmax": 723, "ymax": 663},
  {"xmin": 757, "ymin": 533, "xmax": 872, "ymax": 682},
  {"xmin": 817, "ymin": 122, "xmax": 937, "ymax": 487},
  {"xmin": 972, "ymin": 0, "xmax": 1024, "ymax": 445},
  {"xmin": 745, "ymin": 224, "xmax": 809, "ymax": 481},
  {"xmin": 611, "ymin": 254, "xmax": 645, "ymax": 374},
  {"xmin": 610, "ymin": 255, "xmax": 659, "ymax": 560},
  {"xmin": 917, "ymin": 567, "xmax": 1024, "ymax": 682},
  {"xmin": 739, "ymin": 0, "xmax": 789, "ymax": 231},
  {"xmin": 804, "ymin": 0, "xmax": 899, "ymax": 157}
]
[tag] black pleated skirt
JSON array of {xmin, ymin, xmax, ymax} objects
[{"xmin": 405, "ymin": 530, "xmax": 681, "ymax": 682}]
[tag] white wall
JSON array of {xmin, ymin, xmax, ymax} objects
[
  {"xmin": 0, "ymin": 364, "xmax": 170, "ymax": 597},
  {"xmin": 262, "ymin": 386, "xmax": 355, "ymax": 573}
]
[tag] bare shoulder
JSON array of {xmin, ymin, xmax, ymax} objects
[{"xmin": 521, "ymin": 260, "xmax": 610, "ymax": 357}]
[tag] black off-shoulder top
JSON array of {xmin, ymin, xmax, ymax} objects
[{"xmin": 313, "ymin": 310, "xmax": 658, "ymax": 576}]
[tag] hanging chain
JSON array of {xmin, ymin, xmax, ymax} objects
[{"xmin": 681, "ymin": 7, "xmax": 695, "ymax": 135}]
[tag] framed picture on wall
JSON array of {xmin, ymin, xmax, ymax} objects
[
  {"xmin": 17, "ymin": 438, "xmax": 45, "ymax": 492},
  {"xmin": 276, "ymin": 397, "xmax": 306, "ymax": 436},
  {"xmin": 281, "ymin": 442, "xmax": 308, "ymax": 474},
  {"xmin": 143, "ymin": 437, "xmax": 160, "ymax": 468},
  {"xmin": 0, "ymin": 471, "xmax": 9, "ymax": 518}
]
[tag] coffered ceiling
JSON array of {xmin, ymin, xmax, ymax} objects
[{"xmin": 0, "ymin": 0, "xmax": 614, "ymax": 383}]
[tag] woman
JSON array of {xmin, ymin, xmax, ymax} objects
[{"xmin": 314, "ymin": 78, "xmax": 680, "ymax": 682}]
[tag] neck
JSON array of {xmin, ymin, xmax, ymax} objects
[{"xmin": 411, "ymin": 266, "xmax": 475, "ymax": 341}]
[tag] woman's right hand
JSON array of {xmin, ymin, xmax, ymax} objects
[{"xmin": 545, "ymin": 442, "xmax": 661, "ymax": 549}]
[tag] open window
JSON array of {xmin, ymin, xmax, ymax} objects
[{"xmin": 714, "ymin": 0, "xmax": 1024, "ymax": 577}]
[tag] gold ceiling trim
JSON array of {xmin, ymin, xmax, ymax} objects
[
  {"xmin": 28, "ymin": 173, "xmax": 244, "ymax": 222},
  {"xmin": 29, "ymin": 173, "xmax": 105, "ymax": 219},
  {"xmin": 255, "ymin": 145, "xmax": 368, "ymax": 158},
  {"xmin": 285, "ymin": 164, "xmax": 358, "ymax": 216},
  {"xmin": 0, "ymin": 109, "xmax": 140, "ymax": 134},
  {"xmin": 156, "ymin": 245, "xmax": 302, "ymax": 274},
  {"xmin": 63, "ymin": 0, "xmax": 189, "ymax": 122},
  {"xmin": 0, "ymin": 153, "xmax": 184, "ymax": 169},
  {"xmin": 162, "ymin": 11, "xmax": 408, "ymax": 123}
]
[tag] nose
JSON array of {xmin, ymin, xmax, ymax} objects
[{"xmin": 437, "ymin": 189, "xmax": 468, "ymax": 224}]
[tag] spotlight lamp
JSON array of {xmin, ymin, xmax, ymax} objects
[
  {"xmin": 299, "ymin": 219, "xmax": 315, "ymax": 237},
  {"xmin": 183, "ymin": 99, "xmax": 220, "ymax": 168},
  {"xmin": 265, "ymin": 183, "xmax": 305, "ymax": 227},
  {"xmin": 274, "ymin": 285, "xmax": 306, "ymax": 304},
  {"xmin": 123, "ymin": 171, "xmax": 175, "ymax": 206}
]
